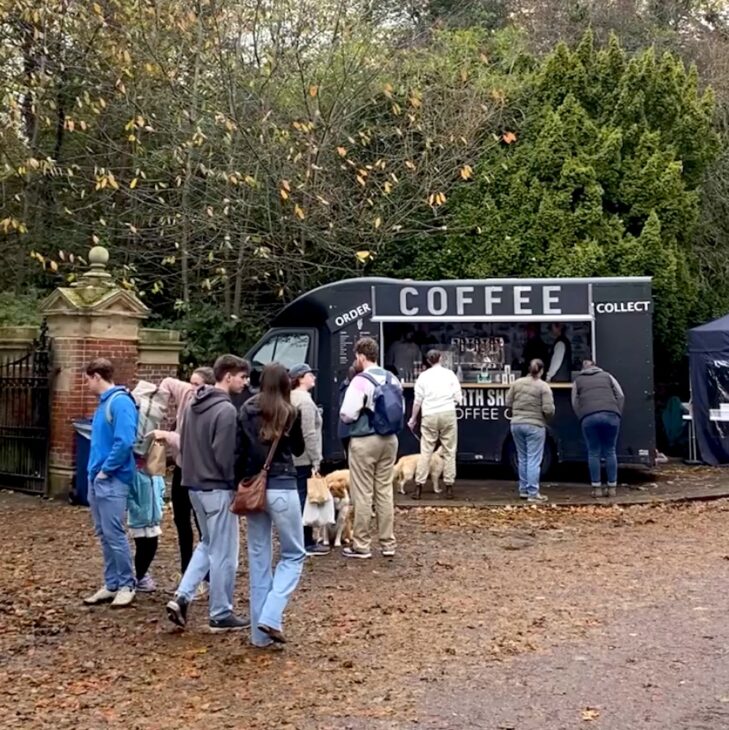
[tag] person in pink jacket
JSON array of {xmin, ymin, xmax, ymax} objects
[{"xmin": 149, "ymin": 367, "xmax": 215, "ymax": 582}]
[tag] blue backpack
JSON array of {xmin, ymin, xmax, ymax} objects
[{"xmin": 358, "ymin": 371, "xmax": 404, "ymax": 436}]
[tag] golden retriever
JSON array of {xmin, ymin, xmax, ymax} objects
[
  {"xmin": 393, "ymin": 447, "xmax": 445, "ymax": 495},
  {"xmin": 320, "ymin": 470, "xmax": 353, "ymax": 547}
]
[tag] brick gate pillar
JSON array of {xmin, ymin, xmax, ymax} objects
[{"xmin": 40, "ymin": 246, "xmax": 150, "ymax": 498}]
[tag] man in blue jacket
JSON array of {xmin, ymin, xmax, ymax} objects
[{"xmin": 83, "ymin": 358, "xmax": 139, "ymax": 608}]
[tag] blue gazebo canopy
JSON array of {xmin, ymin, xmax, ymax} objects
[
  {"xmin": 688, "ymin": 313, "xmax": 729, "ymax": 465},
  {"xmin": 689, "ymin": 314, "xmax": 729, "ymax": 353}
]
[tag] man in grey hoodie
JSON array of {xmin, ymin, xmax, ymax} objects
[
  {"xmin": 572, "ymin": 359, "xmax": 625, "ymax": 498},
  {"xmin": 166, "ymin": 354, "xmax": 249, "ymax": 633}
]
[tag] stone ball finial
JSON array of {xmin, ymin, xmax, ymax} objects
[
  {"xmin": 88, "ymin": 245, "xmax": 109, "ymax": 268},
  {"xmin": 75, "ymin": 244, "xmax": 113, "ymax": 287}
]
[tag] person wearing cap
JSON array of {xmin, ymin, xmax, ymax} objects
[{"xmin": 290, "ymin": 363, "xmax": 328, "ymax": 556}]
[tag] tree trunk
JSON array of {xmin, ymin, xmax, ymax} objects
[{"xmin": 179, "ymin": 2, "xmax": 206, "ymax": 305}]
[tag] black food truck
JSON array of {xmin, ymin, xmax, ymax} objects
[{"xmin": 244, "ymin": 277, "xmax": 655, "ymax": 473}]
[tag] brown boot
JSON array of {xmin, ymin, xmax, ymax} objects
[
  {"xmin": 445, "ymin": 483, "xmax": 454, "ymax": 500},
  {"xmin": 412, "ymin": 483, "xmax": 423, "ymax": 500}
]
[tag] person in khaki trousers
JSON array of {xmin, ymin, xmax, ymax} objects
[
  {"xmin": 339, "ymin": 337, "xmax": 402, "ymax": 559},
  {"xmin": 407, "ymin": 350, "xmax": 463, "ymax": 499}
]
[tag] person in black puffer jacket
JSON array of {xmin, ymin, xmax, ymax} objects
[
  {"xmin": 572, "ymin": 359, "xmax": 625, "ymax": 498},
  {"xmin": 235, "ymin": 362, "xmax": 306, "ymax": 647}
]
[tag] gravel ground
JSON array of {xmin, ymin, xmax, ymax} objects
[{"xmin": 2, "ymin": 489, "xmax": 729, "ymax": 729}]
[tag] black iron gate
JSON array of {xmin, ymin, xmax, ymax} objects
[{"xmin": 0, "ymin": 323, "xmax": 52, "ymax": 494}]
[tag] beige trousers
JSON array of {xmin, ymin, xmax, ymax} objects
[
  {"xmin": 348, "ymin": 434, "xmax": 398, "ymax": 553},
  {"xmin": 415, "ymin": 411, "xmax": 458, "ymax": 485}
]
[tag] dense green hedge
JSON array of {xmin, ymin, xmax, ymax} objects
[{"xmin": 379, "ymin": 33, "xmax": 718, "ymax": 368}]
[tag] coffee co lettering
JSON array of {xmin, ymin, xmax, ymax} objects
[{"xmin": 456, "ymin": 388, "xmax": 507, "ymax": 421}]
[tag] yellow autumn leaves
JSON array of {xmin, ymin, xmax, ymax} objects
[
  {"xmin": 275, "ymin": 153, "xmax": 473, "ymax": 227},
  {"xmin": 95, "ymin": 171, "xmax": 119, "ymax": 191},
  {"xmin": 278, "ymin": 179, "xmax": 306, "ymax": 219}
]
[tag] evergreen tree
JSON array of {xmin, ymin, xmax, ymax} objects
[{"xmin": 414, "ymin": 32, "xmax": 717, "ymax": 365}]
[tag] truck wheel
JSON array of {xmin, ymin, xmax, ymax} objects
[{"xmin": 505, "ymin": 436, "xmax": 555, "ymax": 478}]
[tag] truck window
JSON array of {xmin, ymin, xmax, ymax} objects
[{"xmin": 250, "ymin": 332, "xmax": 310, "ymax": 370}]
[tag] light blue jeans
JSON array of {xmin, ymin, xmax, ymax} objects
[
  {"xmin": 246, "ymin": 479, "xmax": 306, "ymax": 647},
  {"xmin": 177, "ymin": 490, "xmax": 239, "ymax": 621},
  {"xmin": 511, "ymin": 424, "xmax": 546, "ymax": 498},
  {"xmin": 88, "ymin": 475, "xmax": 135, "ymax": 590}
]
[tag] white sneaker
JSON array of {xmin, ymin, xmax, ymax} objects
[
  {"xmin": 110, "ymin": 586, "xmax": 136, "ymax": 608},
  {"xmin": 83, "ymin": 587, "xmax": 117, "ymax": 605},
  {"xmin": 343, "ymin": 547, "xmax": 372, "ymax": 559}
]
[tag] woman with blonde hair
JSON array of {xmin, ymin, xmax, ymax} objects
[{"xmin": 236, "ymin": 363, "xmax": 306, "ymax": 646}]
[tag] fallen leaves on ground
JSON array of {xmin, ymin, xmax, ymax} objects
[{"xmin": 1, "ymin": 487, "xmax": 729, "ymax": 728}]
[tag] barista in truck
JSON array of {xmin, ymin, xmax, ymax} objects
[
  {"xmin": 386, "ymin": 330, "xmax": 422, "ymax": 378},
  {"xmin": 546, "ymin": 323, "xmax": 573, "ymax": 383},
  {"xmin": 521, "ymin": 324, "xmax": 549, "ymax": 376},
  {"xmin": 414, "ymin": 324, "xmax": 438, "ymax": 349}
]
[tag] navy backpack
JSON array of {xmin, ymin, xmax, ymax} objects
[{"xmin": 358, "ymin": 371, "xmax": 404, "ymax": 436}]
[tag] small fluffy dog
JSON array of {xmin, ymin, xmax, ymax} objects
[
  {"xmin": 393, "ymin": 448, "xmax": 445, "ymax": 495},
  {"xmin": 319, "ymin": 469, "xmax": 353, "ymax": 547}
]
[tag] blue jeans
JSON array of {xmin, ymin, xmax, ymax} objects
[
  {"xmin": 88, "ymin": 475, "xmax": 135, "ymax": 590},
  {"xmin": 582, "ymin": 412, "xmax": 621, "ymax": 486},
  {"xmin": 246, "ymin": 479, "xmax": 306, "ymax": 647},
  {"xmin": 177, "ymin": 490, "xmax": 239, "ymax": 621},
  {"xmin": 511, "ymin": 424, "xmax": 546, "ymax": 497}
]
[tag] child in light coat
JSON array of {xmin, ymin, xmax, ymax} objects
[{"xmin": 128, "ymin": 467, "xmax": 165, "ymax": 592}]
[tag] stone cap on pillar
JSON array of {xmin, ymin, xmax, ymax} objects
[
  {"xmin": 79, "ymin": 245, "xmax": 114, "ymax": 287},
  {"xmin": 40, "ymin": 245, "xmax": 149, "ymax": 340},
  {"xmin": 138, "ymin": 328, "xmax": 183, "ymax": 367}
]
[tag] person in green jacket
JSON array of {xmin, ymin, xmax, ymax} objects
[{"xmin": 506, "ymin": 359, "xmax": 555, "ymax": 503}]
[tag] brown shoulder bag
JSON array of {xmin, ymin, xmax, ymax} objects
[{"xmin": 230, "ymin": 435, "xmax": 281, "ymax": 516}]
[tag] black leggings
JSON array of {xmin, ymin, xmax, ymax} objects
[
  {"xmin": 134, "ymin": 537, "xmax": 158, "ymax": 580},
  {"xmin": 171, "ymin": 465, "xmax": 202, "ymax": 572}
]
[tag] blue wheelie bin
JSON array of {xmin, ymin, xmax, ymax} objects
[{"xmin": 71, "ymin": 418, "xmax": 93, "ymax": 506}]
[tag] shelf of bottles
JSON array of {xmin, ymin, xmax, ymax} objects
[{"xmin": 401, "ymin": 336, "xmax": 517, "ymax": 386}]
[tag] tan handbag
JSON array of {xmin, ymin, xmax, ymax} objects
[
  {"xmin": 306, "ymin": 474, "xmax": 329, "ymax": 505},
  {"xmin": 230, "ymin": 436, "xmax": 281, "ymax": 516},
  {"xmin": 143, "ymin": 440, "xmax": 167, "ymax": 477}
]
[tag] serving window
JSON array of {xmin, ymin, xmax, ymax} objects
[{"xmin": 383, "ymin": 321, "xmax": 592, "ymax": 386}]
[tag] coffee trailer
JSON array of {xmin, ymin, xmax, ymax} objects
[{"xmin": 244, "ymin": 277, "xmax": 655, "ymax": 472}]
